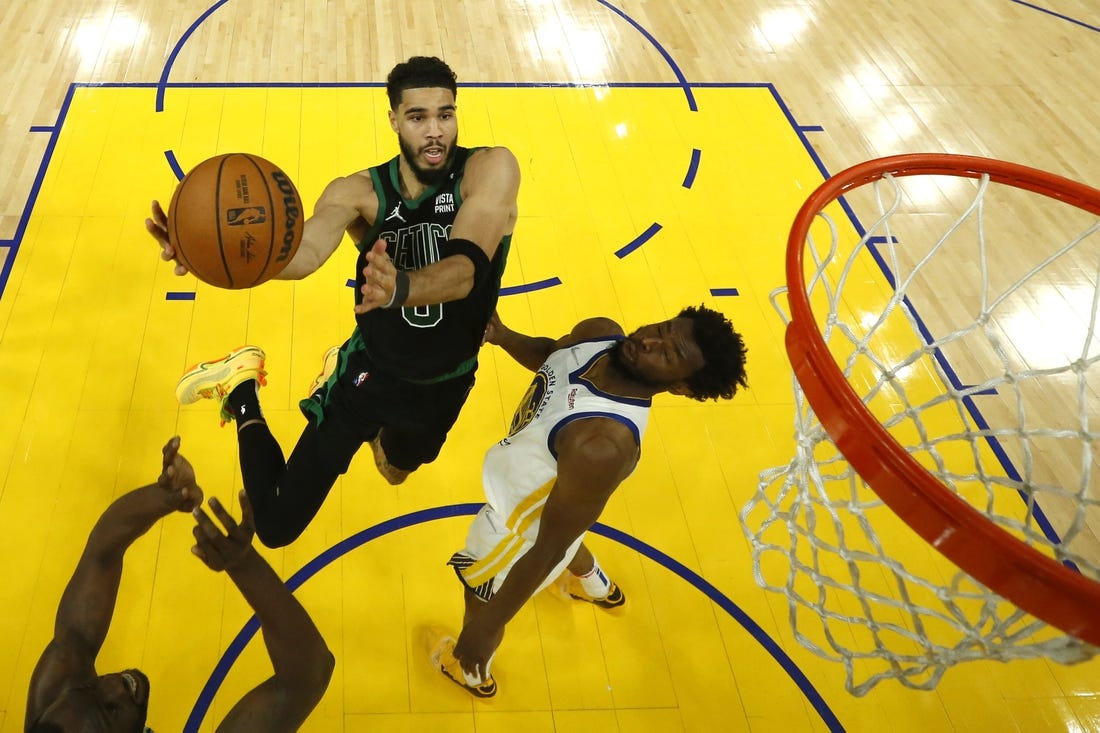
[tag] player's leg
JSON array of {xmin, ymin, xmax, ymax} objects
[
  {"xmin": 372, "ymin": 372, "xmax": 476, "ymax": 485},
  {"xmin": 561, "ymin": 542, "xmax": 626, "ymax": 609},
  {"xmin": 243, "ymin": 418, "xmax": 358, "ymax": 548}
]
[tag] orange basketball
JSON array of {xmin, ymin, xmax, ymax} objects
[{"xmin": 167, "ymin": 153, "xmax": 304, "ymax": 289}]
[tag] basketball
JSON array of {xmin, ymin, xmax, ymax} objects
[{"xmin": 167, "ymin": 153, "xmax": 304, "ymax": 289}]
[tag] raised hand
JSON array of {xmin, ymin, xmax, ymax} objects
[
  {"xmin": 157, "ymin": 435, "xmax": 203, "ymax": 512},
  {"xmin": 191, "ymin": 492, "xmax": 257, "ymax": 572},
  {"xmin": 354, "ymin": 238, "xmax": 398, "ymax": 314},
  {"xmin": 145, "ymin": 199, "xmax": 189, "ymax": 276}
]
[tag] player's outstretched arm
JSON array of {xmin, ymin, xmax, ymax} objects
[
  {"xmin": 26, "ymin": 436, "xmax": 203, "ymax": 727},
  {"xmin": 192, "ymin": 492, "xmax": 334, "ymax": 733},
  {"xmin": 482, "ymin": 311, "xmax": 557, "ymax": 371},
  {"xmin": 146, "ymin": 199, "xmax": 189, "ymax": 276},
  {"xmin": 277, "ymin": 173, "xmax": 376, "ymax": 280},
  {"xmin": 484, "ymin": 312, "xmax": 625, "ymax": 372}
]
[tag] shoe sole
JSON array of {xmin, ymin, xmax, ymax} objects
[
  {"xmin": 176, "ymin": 346, "xmax": 266, "ymax": 404},
  {"xmin": 438, "ymin": 664, "xmax": 498, "ymax": 698},
  {"xmin": 568, "ymin": 584, "xmax": 626, "ymax": 609}
]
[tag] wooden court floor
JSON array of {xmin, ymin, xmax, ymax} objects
[{"xmin": 2, "ymin": 2, "xmax": 1100, "ymax": 731}]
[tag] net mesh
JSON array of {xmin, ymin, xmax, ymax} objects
[{"xmin": 742, "ymin": 166, "xmax": 1100, "ymax": 695}]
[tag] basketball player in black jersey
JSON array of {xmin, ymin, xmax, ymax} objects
[{"xmin": 146, "ymin": 56, "xmax": 521, "ymax": 547}]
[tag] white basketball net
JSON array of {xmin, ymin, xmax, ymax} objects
[{"xmin": 742, "ymin": 168, "xmax": 1100, "ymax": 696}]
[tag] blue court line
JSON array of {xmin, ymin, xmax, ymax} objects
[
  {"xmin": 710, "ymin": 288, "xmax": 740, "ymax": 297},
  {"xmin": 799, "ymin": 125, "xmax": 825, "ymax": 132},
  {"xmin": 0, "ymin": 83, "xmax": 76, "ymax": 302},
  {"xmin": 682, "ymin": 148, "xmax": 702, "ymax": 189},
  {"xmin": 500, "ymin": 277, "xmax": 562, "ymax": 295},
  {"xmin": 166, "ymin": 292, "xmax": 196, "ymax": 301},
  {"xmin": 615, "ymin": 222, "xmax": 662, "ymax": 259},
  {"xmin": 164, "ymin": 150, "xmax": 186, "ymax": 181},
  {"xmin": 184, "ymin": 504, "xmax": 843, "ymax": 732},
  {"xmin": 1010, "ymin": 0, "xmax": 1100, "ymax": 32},
  {"xmin": 594, "ymin": 0, "xmax": 697, "ymax": 111},
  {"xmin": 156, "ymin": 0, "xmax": 231, "ymax": 111},
  {"xmin": 29, "ymin": 125, "xmax": 55, "ymax": 133}
]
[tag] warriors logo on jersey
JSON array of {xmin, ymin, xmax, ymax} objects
[{"xmin": 508, "ymin": 368, "xmax": 554, "ymax": 437}]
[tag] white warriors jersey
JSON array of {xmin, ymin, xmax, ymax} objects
[{"xmin": 453, "ymin": 337, "xmax": 652, "ymax": 597}]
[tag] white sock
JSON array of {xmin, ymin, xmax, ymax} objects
[
  {"xmin": 576, "ymin": 557, "xmax": 612, "ymax": 598},
  {"xmin": 462, "ymin": 652, "xmax": 494, "ymax": 686}
]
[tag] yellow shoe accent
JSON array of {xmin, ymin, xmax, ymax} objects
[
  {"xmin": 559, "ymin": 573, "xmax": 627, "ymax": 611},
  {"xmin": 175, "ymin": 346, "xmax": 267, "ymax": 426},
  {"xmin": 307, "ymin": 345, "xmax": 340, "ymax": 396}
]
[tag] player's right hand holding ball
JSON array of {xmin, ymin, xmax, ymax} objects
[{"xmin": 146, "ymin": 199, "xmax": 189, "ymax": 276}]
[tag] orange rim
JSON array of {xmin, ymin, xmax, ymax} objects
[{"xmin": 785, "ymin": 153, "xmax": 1100, "ymax": 646}]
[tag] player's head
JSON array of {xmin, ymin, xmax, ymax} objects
[
  {"xmin": 31, "ymin": 669, "xmax": 150, "ymax": 733},
  {"xmin": 675, "ymin": 304, "xmax": 748, "ymax": 400},
  {"xmin": 387, "ymin": 56, "xmax": 460, "ymax": 186},
  {"xmin": 610, "ymin": 305, "xmax": 748, "ymax": 400},
  {"xmin": 386, "ymin": 56, "xmax": 458, "ymax": 109}
]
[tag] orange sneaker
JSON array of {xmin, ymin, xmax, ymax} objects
[{"xmin": 175, "ymin": 346, "xmax": 267, "ymax": 426}]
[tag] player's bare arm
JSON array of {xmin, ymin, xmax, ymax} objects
[
  {"xmin": 193, "ymin": 492, "xmax": 334, "ymax": 732},
  {"xmin": 25, "ymin": 437, "xmax": 202, "ymax": 726},
  {"xmin": 486, "ymin": 314, "xmax": 625, "ymax": 371},
  {"xmin": 483, "ymin": 311, "xmax": 557, "ymax": 370},
  {"xmin": 278, "ymin": 172, "xmax": 378, "ymax": 280},
  {"xmin": 356, "ymin": 146, "xmax": 520, "ymax": 313},
  {"xmin": 453, "ymin": 418, "xmax": 637, "ymax": 680}
]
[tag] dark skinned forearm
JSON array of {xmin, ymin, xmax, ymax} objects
[
  {"xmin": 490, "ymin": 325, "xmax": 556, "ymax": 372},
  {"xmin": 224, "ymin": 548, "xmax": 332, "ymax": 679},
  {"xmin": 84, "ymin": 484, "xmax": 176, "ymax": 561}
]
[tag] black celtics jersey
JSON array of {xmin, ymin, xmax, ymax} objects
[{"xmin": 354, "ymin": 146, "xmax": 511, "ymax": 382}]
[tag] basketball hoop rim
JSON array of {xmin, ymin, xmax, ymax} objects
[{"xmin": 785, "ymin": 153, "xmax": 1100, "ymax": 647}]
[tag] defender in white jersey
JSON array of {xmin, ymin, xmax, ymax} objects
[{"xmin": 432, "ymin": 306, "xmax": 749, "ymax": 698}]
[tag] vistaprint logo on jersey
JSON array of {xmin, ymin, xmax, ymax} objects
[{"xmin": 435, "ymin": 192, "xmax": 455, "ymax": 214}]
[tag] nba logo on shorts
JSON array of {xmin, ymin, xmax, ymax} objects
[
  {"xmin": 226, "ymin": 207, "xmax": 268, "ymax": 226},
  {"xmin": 354, "ymin": 371, "xmax": 369, "ymax": 387}
]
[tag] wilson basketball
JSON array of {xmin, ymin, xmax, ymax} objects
[{"xmin": 167, "ymin": 153, "xmax": 304, "ymax": 289}]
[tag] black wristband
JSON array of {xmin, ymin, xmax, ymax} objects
[
  {"xmin": 441, "ymin": 237, "xmax": 492, "ymax": 291},
  {"xmin": 383, "ymin": 270, "xmax": 410, "ymax": 309}
]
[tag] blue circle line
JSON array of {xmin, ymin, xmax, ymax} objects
[
  {"xmin": 682, "ymin": 148, "xmax": 702, "ymax": 189},
  {"xmin": 163, "ymin": 150, "xmax": 186, "ymax": 181},
  {"xmin": 594, "ymin": 0, "xmax": 698, "ymax": 111},
  {"xmin": 500, "ymin": 277, "xmax": 562, "ymax": 296},
  {"xmin": 184, "ymin": 503, "xmax": 842, "ymax": 731},
  {"xmin": 156, "ymin": 0, "xmax": 232, "ymax": 112},
  {"xmin": 1009, "ymin": 0, "xmax": 1100, "ymax": 32},
  {"xmin": 615, "ymin": 222, "xmax": 662, "ymax": 259}
]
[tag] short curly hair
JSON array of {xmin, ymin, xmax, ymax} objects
[
  {"xmin": 678, "ymin": 304, "xmax": 748, "ymax": 401},
  {"xmin": 386, "ymin": 56, "xmax": 458, "ymax": 109}
]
